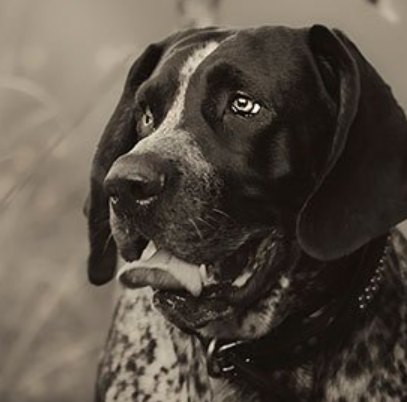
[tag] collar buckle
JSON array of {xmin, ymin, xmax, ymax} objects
[{"xmin": 205, "ymin": 338, "xmax": 245, "ymax": 378}]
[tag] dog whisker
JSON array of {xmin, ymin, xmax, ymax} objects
[
  {"xmin": 188, "ymin": 218, "xmax": 204, "ymax": 240},
  {"xmin": 102, "ymin": 232, "xmax": 114, "ymax": 255},
  {"xmin": 212, "ymin": 208, "xmax": 235, "ymax": 222},
  {"xmin": 89, "ymin": 219, "xmax": 111, "ymax": 239},
  {"xmin": 195, "ymin": 216, "xmax": 217, "ymax": 230}
]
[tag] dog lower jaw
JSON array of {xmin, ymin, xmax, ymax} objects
[
  {"xmin": 152, "ymin": 232, "xmax": 289, "ymax": 331},
  {"xmin": 117, "ymin": 228, "xmax": 287, "ymax": 331}
]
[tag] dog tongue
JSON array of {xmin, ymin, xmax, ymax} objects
[{"xmin": 117, "ymin": 247, "xmax": 203, "ymax": 297}]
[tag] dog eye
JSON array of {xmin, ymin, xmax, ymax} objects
[
  {"xmin": 230, "ymin": 94, "xmax": 261, "ymax": 117},
  {"xmin": 141, "ymin": 107, "xmax": 154, "ymax": 129}
]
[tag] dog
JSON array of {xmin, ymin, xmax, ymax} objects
[{"xmin": 85, "ymin": 25, "xmax": 407, "ymax": 401}]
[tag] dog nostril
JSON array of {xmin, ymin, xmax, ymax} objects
[
  {"xmin": 110, "ymin": 195, "xmax": 120, "ymax": 205},
  {"xmin": 129, "ymin": 173, "xmax": 165, "ymax": 201}
]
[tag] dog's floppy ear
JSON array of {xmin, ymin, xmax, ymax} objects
[
  {"xmin": 297, "ymin": 25, "xmax": 407, "ymax": 261},
  {"xmin": 86, "ymin": 40, "xmax": 170, "ymax": 286}
]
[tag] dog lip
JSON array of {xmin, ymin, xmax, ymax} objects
[
  {"xmin": 222, "ymin": 234, "xmax": 285, "ymax": 306},
  {"xmin": 153, "ymin": 286, "xmax": 235, "ymax": 329},
  {"xmin": 203, "ymin": 235, "xmax": 268, "ymax": 286}
]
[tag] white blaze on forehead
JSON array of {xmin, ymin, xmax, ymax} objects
[
  {"xmin": 162, "ymin": 41, "xmax": 220, "ymax": 128},
  {"xmin": 132, "ymin": 41, "xmax": 219, "ymax": 154}
]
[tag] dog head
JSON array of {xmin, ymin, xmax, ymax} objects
[{"xmin": 86, "ymin": 25, "xmax": 407, "ymax": 338}]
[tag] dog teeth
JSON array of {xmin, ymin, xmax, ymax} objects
[
  {"xmin": 199, "ymin": 264, "xmax": 208, "ymax": 283},
  {"xmin": 200, "ymin": 264, "xmax": 219, "ymax": 287},
  {"xmin": 279, "ymin": 276, "xmax": 290, "ymax": 289},
  {"xmin": 135, "ymin": 196, "xmax": 156, "ymax": 206}
]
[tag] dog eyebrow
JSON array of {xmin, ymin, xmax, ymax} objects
[
  {"xmin": 205, "ymin": 62, "xmax": 271, "ymax": 105},
  {"xmin": 136, "ymin": 81, "xmax": 172, "ymax": 110},
  {"xmin": 207, "ymin": 63, "xmax": 250, "ymax": 88}
]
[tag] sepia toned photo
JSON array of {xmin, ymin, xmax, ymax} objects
[{"xmin": 1, "ymin": 1, "xmax": 407, "ymax": 401}]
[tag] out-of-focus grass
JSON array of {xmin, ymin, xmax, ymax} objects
[
  {"xmin": 0, "ymin": 31, "xmax": 142, "ymax": 401},
  {"xmin": 0, "ymin": 79, "xmax": 120, "ymax": 402},
  {"xmin": 0, "ymin": 1, "xmax": 175, "ymax": 400}
]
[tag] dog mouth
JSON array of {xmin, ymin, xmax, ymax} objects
[{"xmin": 118, "ymin": 231, "xmax": 284, "ymax": 330}]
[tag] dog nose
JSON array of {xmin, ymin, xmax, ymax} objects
[{"xmin": 104, "ymin": 154, "xmax": 168, "ymax": 205}]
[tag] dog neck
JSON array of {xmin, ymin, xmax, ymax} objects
[{"xmin": 190, "ymin": 233, "xmax": 392, "ymax": 398}]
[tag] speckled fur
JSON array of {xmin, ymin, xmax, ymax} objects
[
  {"xmin": 321, "ymin": 230, "xmax": 407, "ymax": 402},
  {"xmin": 96, "ymin": 230, "xmax": 407, "ymax": 402},
  {"xmin": 96, "ymin": 287, "xmax": 213, "ymax": 402}
]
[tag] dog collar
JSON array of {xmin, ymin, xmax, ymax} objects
[
  {"xmin": 202, "ymin": 337, "xmax": 300, "ymax": 400},
  {"xmin": 357, "ymin": 237, "xmax": 391, "ymax": 310},
  {"xmin": 196, "ymin": 234, "xmax": 392, "ymax": 394}
]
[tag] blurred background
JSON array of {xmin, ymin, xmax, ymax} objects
[{"xmin": 0, "ymin": 0, "xmax": 406, "ymax": 401}]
